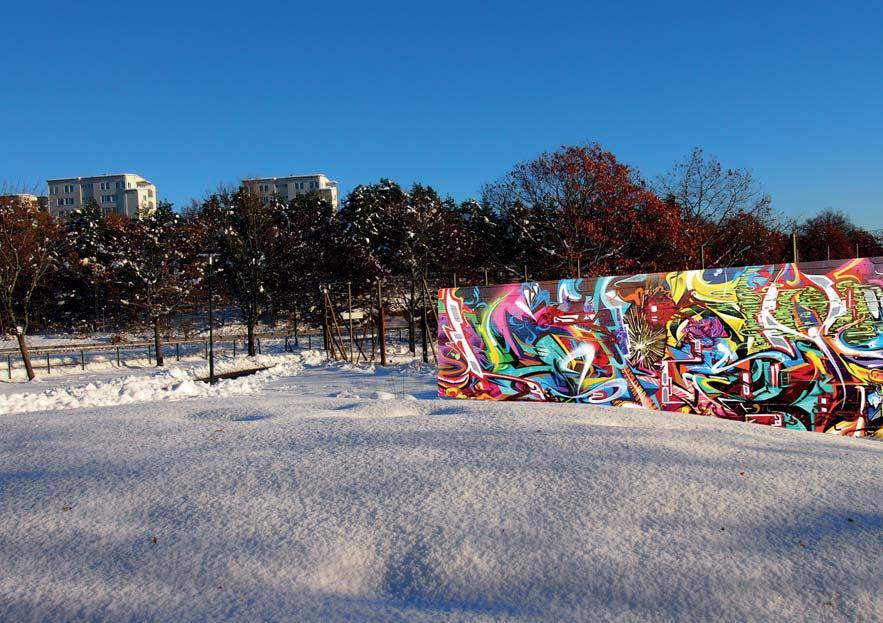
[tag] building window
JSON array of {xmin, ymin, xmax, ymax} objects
[
  {"xmin": 82, "ymin": 182, "xmax": 93, "ymax": 190},
  {"xmin": 147, "ymin": 189, "xmax": 154, "ymax": 197},
  {"xmin": 56, "ymin": 198, "xmax": 64, "ymax": 206},
  {"xmin": 100, "ymin": 182, "xmax": 111, "ymax": 190},
  {"xmin": 63, "ymin": 184, "xmax": 74, "ymax": 193},
  {"xmin": 101, "ymin": 194, "xmax": 116, "ymax": 203},
  {"xmin": 64, "ymin": 198, "xmax": 75, "ymax": 206},
  {"xmin": 276, "ymin": 183, "xmax": 288, "ymax": 191}
]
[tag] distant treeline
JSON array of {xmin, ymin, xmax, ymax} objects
[{"xmin": 2, "ymin": 143, "xmax": 881, "ymax": 379}]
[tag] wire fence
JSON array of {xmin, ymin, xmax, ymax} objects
[{"xmin": 1, "ymin": 325, "xmax": 434, "ymax": 381}]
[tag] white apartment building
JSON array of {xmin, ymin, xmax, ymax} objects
[
  {"xmin": 46, "ymin": 173, "xmax": 157, "ymax": 218},
  {"xmin": 242, "ymin": 173, "xmax": 339, "ymax": 210}
]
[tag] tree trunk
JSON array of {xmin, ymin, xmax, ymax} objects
[
  {"xmin": 16, "ymin": 329, "xmax": 36, "ymax": 381},
  {"xmin": 247, "ymin": 319, "xmax": 256, "ymax": 356},
  {"xmin": 153, "ymin": 318, "xmax": 164, "ymax": 367}
]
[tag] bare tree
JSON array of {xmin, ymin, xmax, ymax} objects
[
  {"xmin": 657, "ymin": 147, "xmax": 778, "ymax": 268},
  {"xmin": 0, "ymin": 195, "xmax": 63, "ymax": 380}
]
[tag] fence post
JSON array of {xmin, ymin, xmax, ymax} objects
[
  {"xmin": 233, "ymin": 340, "xmax": 236, "ymax": 358},
  {"xmin": 47, "ymin": 353, "xmax": 50, "ymax": 374},
  {"xmin": 116, "ymin": 347, "xmax": 120, "ymax": 367},
  {"xmin": 284, "ymin": 336, "xmax": 289, "ymax": 352},
  {"xmin": 80, "ymin": 350, "xmax": 85, "ymax": 370},
  {"xmin": 148, "ymin": 344, "xmax": 152, "ymax": 365},
  {"xmin": 176, "ymin": 343, "xmax": 180, "ymax": 361},
  {"xmin": 308, "ymin": 333, "xmax": 312, "ymax": 350},
  {"xmin": 7, "ymin": 354, "xmax": 11, "ymax": 380},
  {"xmin": 257, "ymin": 338, "xmax": 261, "ymax": 355}
]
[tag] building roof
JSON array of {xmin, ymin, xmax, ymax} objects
[
  {"xmin": 243, "ymin": 173, "xmax": 332, "ymax": 181},
  {"xmin": 46, "ymin": 173, "xmax": 152, "ymax": 183}
]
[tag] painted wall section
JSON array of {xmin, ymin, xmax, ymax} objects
[{"xmin": 437, "ymin": 257, "xmax": 883, "ymax": 437}]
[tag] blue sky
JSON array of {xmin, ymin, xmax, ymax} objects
[{"xmin": 2, "ymin": 1, "xmax": 882, "ymax": 229}]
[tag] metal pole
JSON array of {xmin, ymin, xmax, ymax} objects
[
  {"xmin": 7, "ymin": 354, "xmax": 11, "ymax": 380},
  {"xmin": 321, "ymin": 287, "xmax": 331, "ymax": 358},
  {"xmin": 453, "ymin": 273, "xmax": 457, "ymax": 288},
  {"xmin": 576, "ymin": 257, "xmax": 581, "ymax": 279},
  {"xmin": 523, "ymin": 265, "xmax": 528, "ymax": 282},
  {"xmin": 420, "ymin": 285, "xmax": 429, "ymax": 364},
  {"xmin": 378, "ymin": 280, "xmax": 387, "ymax": 367},
  {"xmin": 701, "ymin": 245, "xmax": 706, "ymax": 270},
  {"xmin": 208, "ymin": 256, "xmax": 216, "ymax": 385},
  {"xmin": 856, "ymin": 242, "xmax": 860, "ymax": 258},
  {"xmin": 484, "ymin": 268, "xmax": 489, "ymax": 286},
  {"xmin": 80, "ymin": 350, "xmax": 85, "ymax": 370},
  {"xmin": 792, "ymin": 232, "xmax": 799, "ymax": 264}
]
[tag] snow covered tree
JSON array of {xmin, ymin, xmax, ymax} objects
[
  {"xmin": 452, "ymin": 198, "xmax": 505, "ymax": 281},
  {"xmin": 0, "ymin": 195, "xmax": 64, "ymax": 379},
  {"xmin": 199, "ymin": 189, "xmax": 284, "ymax": 356},
  {"xmin": 340, "ymin": 181, "xmax": 456, "ymax": 351},
  {"xmin": 105, "ymin": 202, "xmax": 202, "ymax": 366},
  {"xmin": 338, "ymin": 179, "xmax": 408, "ymax": 277},
  {"xmin": 56, "ymin": 199, "xmax": 121, "ymax": 331}
]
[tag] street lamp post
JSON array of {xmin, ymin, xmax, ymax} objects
[{"xmin": 200, "ymin": 253, "xmax": 220, "ymax": 385}]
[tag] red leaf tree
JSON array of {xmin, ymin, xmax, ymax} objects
[{"xmin": 484, "ymin": 143, "xmax": 687, "ymax": 279}]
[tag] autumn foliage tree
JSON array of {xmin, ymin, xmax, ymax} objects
[
  {"xmin": 484, "ymin": 143, "xmax": 686, "ymax": 280},
  {"xmin": 0, "ymin": 195, "xmax": 64, "ymax": 379},
  {"xmin": 797, "ymin": 209, "xmax": 883, "ymax": 262}
]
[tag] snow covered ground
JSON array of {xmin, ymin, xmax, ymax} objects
[{"xmin": 0, "ymin": 350, "xmax": 881, "ymax": 622}]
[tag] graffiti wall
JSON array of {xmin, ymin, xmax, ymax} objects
[{"xmin": 437, "ymin": 257, "xmax": 883, "ymax": 437}]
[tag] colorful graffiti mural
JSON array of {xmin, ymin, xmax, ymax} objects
[{"xmin": 437, "ymin": 257, "xmax": 883, "ymax": 437}]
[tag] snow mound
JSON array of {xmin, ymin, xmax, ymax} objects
[{"xmin": 0, "ymin": 356, "xmax": 305, "ymax": 415}]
